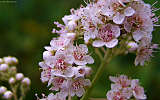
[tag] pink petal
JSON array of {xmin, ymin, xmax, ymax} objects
[
  {"xmin": 124, "ymin": 7, "xmax": 135, "ymax": 17},
  {"xmin": 113, "ymin": 12, "xmax": 125, "ymax": 24},
  {"xmin": 92, "ymin": 40, "xmax": 105, "ymax": 47},
  {"xmin": 105, "ymin": 39, "xmax": 118, "ymax": 48}
]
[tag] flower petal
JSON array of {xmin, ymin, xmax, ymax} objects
[
  {"xmin": 113, "ymin": 12, "xmax": 125, "ymax": 24},
  {"xmin": 92, "ymin": 40, "xmax": 105, "ymax": 47},
  {"xmin": 124, "ymin": 7, "xmax": 135, "ymax": 17},
  {"xmin": 84, "ymin": 55, "xmax": 94, "ymax": 64},
  {"xmin": 111, "ymin": 25, "xmax": 121, "ymax": 38},
  {"xmin": 105, "ymin": 39, "xmax": 118, "ymax": 48},
  {"xmin": 132, "ymin": 30, "xmax": 145, "ymax": 42}
]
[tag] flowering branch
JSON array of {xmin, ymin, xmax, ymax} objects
[
  {"xmin": 38, "ymin": 0, "xmax": 159, "ymax": 100},
  {"xmin": 95, "ymin": 48, "xmax": 103, "ymax": 61},
  {"xmin": 81, "ymin": 49, "xmax": 113, "ymax": 100}
]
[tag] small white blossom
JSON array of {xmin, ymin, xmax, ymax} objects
[
  {"xmin": 131, "ymin": 79, "xmax": 147, "ymax": 99},
  {"xmin": 39, "ymin": 62, "xmax": 52, "ymax": 83},
  {"xmin": 107, "ymin": 75, "xmax": 147, "ymax": 100},
  {"xmin": 127, "ymin": 41, "xmax": 138, "ymax": 52},
  {"xmin": 48, "ymin": 77, "xmax": 66, "ymax": 91},
  {"xmin": 47, "ymin": 92, "xmax": 66, "ymax": 100},
  {"xmin": 124, "ymin": 2, "xmax": 153, "ymax": 42},
  {"xmin": 69, "ymin": 78, "xmax": 91, "ymax": 97},
  {"xmin": 48, "ymin": 51, "xmax": 74, "ymax": 77},
  {"xmin": 67, "ymin": 44, "xmax": 94, "ymax": 65},
  {"xmin": 109, "ymin": 75, "xmax": 131, "ymax": 88},
  {"xmin": 74, "ymin": 66, "xmax": 92, "ymax": 78},
  {"xmin": 135, "ymin": 38, "xmax": 158, "ymax": 66},
  {"xmin": 93, "ymin": 24, "xmax": 120, "ymax": 48},
  {"xmin": 62, "ymin": 15, "xmax": 79, "ymax": 30}
]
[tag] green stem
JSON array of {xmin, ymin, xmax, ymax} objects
[
  {"xmin": 95, "ymin": 48, "xmax": 103, "ymax": 61},
  {"xmin": 81, "ymin": 49, "xmax": 113, "ymax": 100},
  {"xmin": 11, "ymin": 85, "xmax": 18, "ymax": 100}
]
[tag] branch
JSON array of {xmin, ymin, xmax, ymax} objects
[{"xmin": 81, "ymin": 49, "xmax": 113, "ymax": 100}]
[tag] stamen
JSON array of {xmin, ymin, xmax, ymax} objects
[
  {"xmin": 83, "ymin": 0, "xmax": 88, "ymax": 5},
  {"xmin": 152, "ymin": 8, "xmax": 160, "ymax": 12},
  {"xmin": 152, "ymin": 1, "xmax": 158, "ymax": 7},
  {"xmin": 153, "ymin": 24, "xmax": 160, "ymax": 26}
]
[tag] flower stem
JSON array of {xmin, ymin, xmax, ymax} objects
[
  {"xmin": 81, "ymin": 49, "xmax": 113, "ymax": 100},
  {"xmin": 11, "ymin": 85, "xmax": 18, "ymax": 100},
  {"xmin": 68, "ymin": 95, "xmax": 72, "ymax": 100}
]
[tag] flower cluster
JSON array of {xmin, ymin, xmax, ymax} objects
[
  {"xmin": 0, "ymin": 56, "xmax": 31, "ymax": 100},
  {"xmin": 39, "ymin": 37, "xmax": 93, "ymax": 99},
  {"xmin": 38, "ymin": 0, "xmax": 159, "ymax": 99},
  {"xmin": 52, "ymin": 0, "xmax": 159, "ymax": 66},
  {"xmin": 107, "ymin": 75, "xmax": 146, "ymax": 100}
]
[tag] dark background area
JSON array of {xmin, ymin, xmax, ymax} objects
[{"xmin": 0, "ymin": 0, "xmax": 160, "ymax": 100}]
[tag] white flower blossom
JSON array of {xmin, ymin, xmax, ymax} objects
[
  {"xmin": 131, "ymin": 79, "xmax": 147, "ymax": 99},
  {"xmin": 107, "ymin": 75, "xmax": 147, "ymax": 100},
  {"xmin": 69, "ymin": 78, "xmax": 91, "ymax": 97},
  {"xmin": 93, "ymin": 24, "xmax": 120, "ymax": 48},
  {"xmin": 67, "ymin": 44, "xmax": 94, "ymax": 65},
  {"xmin": 62, "ymin": 15, "xmax": 79, "ymax": 30}
]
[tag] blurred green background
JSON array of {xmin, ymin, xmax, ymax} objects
[{"xmin": 0, "ymin": 0, "xmax": 160, "ymax": 100}]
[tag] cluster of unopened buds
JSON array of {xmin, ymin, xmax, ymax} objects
[
  {"xmin": 38, "ymin": 0, "xmax": 159, "ymax": 100},
  {"xmin": 0, "ymin": 56, "xmax": 31, "ymax": 100}
]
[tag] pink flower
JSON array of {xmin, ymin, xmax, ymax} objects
[
  {"xmin": 107, "ymin": 75, "xmax": 147, "ymax": 100},
  {"xmin": 74, "ymin": 66, "xmax": 92, "ymax": 78},
  {"xmin": 131, "ymin": 79, "xmax": 147, "ymax": 99},
  {"xmin": 46, "ymin": 92, "xmax": 66, "ymax": 100},
  {"xmin": 107, "ymin": 87, "xmax": 132, "ymax": 100},
  {"xmin": 47, "ymin": 51, "xmax": 74, "ymax": 77},
  {"xmin": 99, "ymin": 0, "xmax": 135, "ymax": 24},
  {"xmin": 48, "ymin": 77, "xmax": 66, "ymax": 91},
  {"xmin": 62, "ymin": 15, "xmax": 79, "ymax": 30},
  {"xmin": 39, "ymin": 62, "xmax": 52, "ymax": 83},
  {"xmin": 67, "ymin": 44, "xmax": 94, "ymax": 65},
  {"xmin": 93, "ymin": 24, "xmax": 120, "ymax": 48},
  {"xmin": 135, "ymin": 38, "xmax": 158, "ymax": 66},
  {"xmin": 69, "ymin": 78, "xmax": 91, "ymax": 97},
  {"xmin": 124, "ymin": 2, "xmax": 153, "ymax": 42},
  {"xmin": 109, "ymin": 75, "xmax": 131, "ymax": 88}
]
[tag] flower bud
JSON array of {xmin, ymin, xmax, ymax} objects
[
  {"xmin": 22, "ymin": 77, "xmax": 31, "ymax": 85},
  {"xmin": 9, "ymin": 77, "xmax": 16, "ymax": 84},
  {"xmin": 43, "ymin": 51, "xmax": 52, "ymax": 59},
  {"xmin": 0, "ymin": 86, "xmax": 7, "ymax": 94},
  {"xmin": 3, "ymin": 91, "xmax": 13, "ymax": 99},
  {"xmin": 10, "ymin": 67, "xmax": 17, "ymax": 73},
  {"xmin": 0, "ymin": 64, "xmax": 8, "ymax": 71},
  {"xmin": 0, "ymin": 58, "xmax": 3, "ymax": 64},
  {"xmin": 16, "ymin": 73, "xmax": 24, "ymax": 81},
  {"xmin": 127, "ymin": 41, "xmax": 138, "ymax": 52},
  {"xmin": 85, "ymin": 67, "xmax": 92, "ymax": 76},
  {"xmin": 3, "ymin": 57, "xmax": 18, "ymax": 65}
]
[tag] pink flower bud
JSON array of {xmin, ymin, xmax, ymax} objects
[
  {"xmin": 0, "ymin": 64, "xmax": 8, "ymax": 71},
  {"xmin": 16, "ymin": 73, "xmax": 24, "ymax": 81},
  {"xmin": 3, "ymin": 91, "xmax": 13, "ymax": 99},
  {"xmin": 22, "ymin": 77, "xmax": 31, "ymax": 85},
  {"xmin": 0, "ymin": 86, "xmax": 7, "ymax": 94},
  {"xmin": 9, "ymin": 77, "xmax": 16, "ymax": 84}
]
